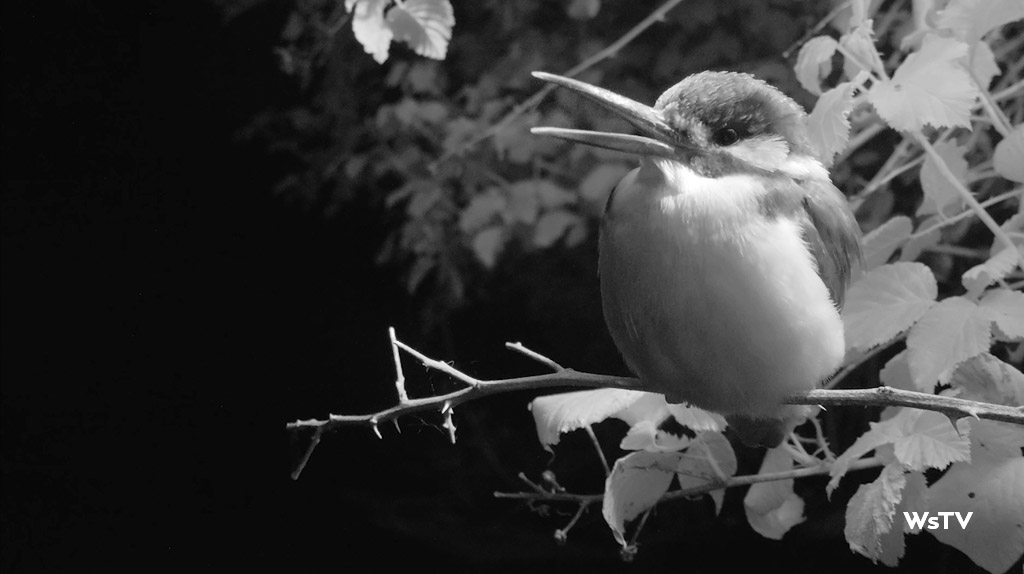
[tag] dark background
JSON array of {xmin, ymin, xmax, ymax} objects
[{"xmin": 0, "ymin": 2, "xmax": 1010, "ymax": 572}]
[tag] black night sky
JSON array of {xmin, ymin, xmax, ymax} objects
[{"xmin": 1, "ymin": 3, "xmax": 1010, "ymax": 573}]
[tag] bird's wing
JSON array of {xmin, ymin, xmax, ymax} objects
[{"xmin": 797, "ymin": 179, "xmax": 862, "ymax": 309}]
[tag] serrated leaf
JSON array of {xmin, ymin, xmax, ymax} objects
[
  {"xmin": 927, "ymin": 427, "xmax": 1024, "ymax": 574},
  {"xmin": 459, "ymin": 189, "xmax": 505, "ymax": 233},
  {"xmin": 907, "ymin": 296, "xmax": 992, "ymax": 390},
  {"xmin": 385, "ymin": 0, "xmax": 454, "ymax": 61},
  {"xmin": 620, "ymin": 419, "xmax": 692, "ymax": 452},
  {"xmin": 806, "ymin": 81, "xmax": 857, "ymax": 166},
  {"xmin": 676, "ymin": 431, "xmax": 736, "ymax": 515},
  {"xmin": 471, "ymin": 226, "xmax": 505, "ymax": 268},
  {"xmin": 980, "ymin": 288, "xmax": 1024, "ymax": 341},
  {"xmin": 744, "ymin": 447, "xmax": 806, "ymax": 540},
  {"xmin": 878, "ymin": 471, "xmax": 929, "ymax": 565},
  {"xmin": 842, "ymin": 262, "xmax": 938, "ymax": 351},
  {"xmin": 603, "ymin": 450, "xmax": 679, "ymax": 546},
  {"xmin": 950, "ymin": 353, "xmax": 1024, "ymax": 405},
  {"xmin": 868, "ymin": 35, "xmax": 979, "ymax": 132},
  {"xmin": 530, "ymin": 388, "xmax": 647, "ymax": 450},
  {"xmin": 845, "ymin": 462, "xmax": 907, "ymax": 564},
  {"xmin": 937, "ymin": 0, "xmax": 1024, "ymax": 46},
  {"xmin": 891, "ymin": 410, "xmax": 971, "ymax": 471},
  {"xmin": 349, "ymin": 0, "xmax": 394, "ymax": 64},
  {"xmin": 795, "ymin": 36, "xmax": 839, "ymax": 96},
  {"xmin": 665, "ymin": 403, "xmax": 727, "ymax": 433},
  {"xmin": 918, "ymin": 140, "xmax": 968, "ymax": 216},
  {"xmin": 580, "ymin": 163, "xmax": 632, "ymax": 204},
  {"xmin": 963, "ymin": 245, "xmax": 1022, "ymax": 299},
  {"xmin": 533, "ymin": 210, "xmax": 580, "ymax": 248},
  {"xmin": 993, "ymin": 125, "xmax": 1024, "ymax": 183},
  {"xmin": 862, "ymin": 216, "xmax": 913, "ymax": 270}
]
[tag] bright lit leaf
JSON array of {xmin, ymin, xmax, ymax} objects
[
  {"xmin": 962, "ymin": 246, "xmax": 1022, "ymax": 298},
  {"xmin": 744, "ymin": 447, "xmax": 806, "ymax": 540},
  {"xmin": 844, "ymin": 462, "xmax": 907, "ymax": 564},
  {"xmin": 900, "ymin": 216, "xmax": 941, "ymax": 262},
  {"xmin": 877, "ymin": 471, "xmax": 929, "ymax": 565},
  {"xmin": 906, "ymin": 296, "xmax": 991, "ymax": 390},
  {"xmin": 861, "ymin": 215, "xmax": 913, "ymax": 270},
  {"xmin": 676, "ymin": 431, "xmax": 736, "ymax": 515},
  {"xmin": 665, "ymin": 403, "xmax": 727, "ymax": 433},
  {"xmin": 620, "ymin": 419, "xmax": 691, "ymax": 452},
  {"xmin": 993, "ymin": 125, "xmax": 1024, "ymax": 183},
  {"xmin": 603, "ymin": 450, "xmax": 679, "ymax": 546},
  {"xmin": 349, "ymin": 0, "xmax": 394, "ymax": 64},
  {"xmin": 927, "ymin": 420, "xmax": 1024, "ymax": 574},
  {"xmin": 971, "ymin": 41, "xmax": 1000, "ymax": 89},
  {"xmin": 841, "ymin": 22, "xmax": 884, "ymax": 78},
  {"xmin": 795, "ymin": 36, "xmax": 839, "ymax": 96},
  {"xmin": 806, "ymin": 81, "xmax": 857, "ymax": 166},
  {"xmin": 386, "ymin": 0, "xmax": 455, "ymax": 61},
  {"xmin": 980, "ymin": 288, "xmax": 1024, "ymax": 341},
  {"xmin": 879, "ymin": 350, "xmax": 914, "ymax": 391},
  {"xmin": 891, "ymin": 410, "xmax": 971, "ymax": 472},
  {"xmin": 937, "ymin": 0, "xmax": 1024, "ymax": 47},
  {"xmin": 950, "ymin": 353, "xmax": 1024, "ymax": 405},
  {"xmin": 530, "ymin": 388, "xmax": 647, "ymax": 450},
  {"xmin": 842, "ymin": 262, "xmax": 937, "ymax": 352},
  {"xmin": 868, "ymin": 35, "xmax": 979, "ymax": 132}
]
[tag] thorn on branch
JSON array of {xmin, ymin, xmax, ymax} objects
[{"xmin": 441, "ymin": 400, "xmax": 457, "ymax": 444}]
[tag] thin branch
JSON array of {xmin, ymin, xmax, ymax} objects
[
  {"xmin": 429, "ymin": 0, "xmax": 687, "ymax": 168},
  {"xmin": 494, "ymin": 456, "xmax": 885, "ymax": 504},
  {"xmin": 287, "ymin": 333, "xmax": 1024, "ymax": 442},
  {"xmin": 507, "ymin": 341, "xmax": 564, "ymax": 372},
  {"xmin": 585, "ymin": 425, "xmax": 611, "ymax": 477},
  {"xmin": 909, "ymin": 188, "xmax": 1023, "ymax": 239},
  {"xmin": 554, "ymin": 502, "xmax": 591, "ymax": 545}
]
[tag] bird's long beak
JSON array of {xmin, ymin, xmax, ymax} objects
[{"xmin": 530, "ymin": 71, "xmax": 685, "ymax": 158}]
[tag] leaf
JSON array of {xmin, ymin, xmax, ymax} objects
[
  {"xmin": 861, "ymin": 216, "xmax": 913, "ymax": 270},
  {"xmin": 471, "ymin": 226, "xmax": 505, "ymax": 268},
  {"xmin": 918, "ymin": 140, "xmax": 968, "ymax": 216},
  {"xmin": 980, "ymin": 288, "xmax": 1024, "ymax": 341},
  {"xmin": 806, "ymin": 81, "xmax": 857, "ymax": 166},
  {"xmin": 529, "ymin": 388, "xmax": 647, "ymax": 450},
  {"xmin": 744, "ymin": 447, "xmax": 806, "ymax": 540},
  {"xmin": 502, "ymin": 184, "xmax": 540, "ymax": 225},
  {"xmin": 878, "ymin": 471, "xmax": 929, "ymax": 565},
  {"xmin": 950, "ymin": 353, "xmax": 1024, "ymax": 406},
  {"xmin": 795, "ymin": 36, "xmax": 839, "ymax": 96},
  {"xmin": 994, "ymin": 125, "xmax": 1024, "ymax": 183},
  {"xmin": 567, "ymin": 0, "xmax": 600, "ymax": 20},
  {"xmin": 842, "ymin": 262, "xmax": 938, "ymax": 352},
  {"xmin": 879, "ymin": 350, "xmax": 914, "ymax": 391},
  {"xmin": 385, "ymin": 0, "xmax": 454, "ymax": 61},
  {"xmin": 676, "ymin": 431, "xmax": 736, "ymax": 515},
  {"xmin": 579, "ymin": 163, "xmax": 632, "ymax": 204},
  {"xmin": 906, "ymin": 296, "xmax": 991, "ymax": 390},
  {"xmin": 868, "ymin": 35, "xmax": 979, "ymax": 132},
  {"xmin": 665, "ymin": 403, "xmax": 727, "ymax": 433},
  {"xmin": 533, "ymin": 210, "xmax": 580, "ymax": 248},
  {"xmin": 937, "ymin": 0, "xmax": 1024, "ymax": 46},
  {"xmin": 841, "ymin": 22, "xmax": 884, "ymax": 78},
  {"xmin": 603, "ymin": 451, "xmax": 679, "ymax": 546},
  {"xmin": 459, "ymin": 189, "xmax": 505, "ymax": 233},
  {"xmin": 620, "ymin": 419, "xmax": 692, "ymax": 452},
  {"xmin": 891, "ymin": 410, "xmax": 971, "ymax": 472},
  {"xmin": 962, "ymin": 245, "xmax": 1022, "ymax": 297},
  {"xmin": 349, "ymin": 0, "xmax": 394, "ymax": 64},
  {"xmin": 844, "ymin": 462, "xmax": 907, "ymax": 564},
  {"xmin": 533, "ymin": 180, "xmax": 577, "ymax": 208},
  {"xmin": 971, "ymin": 41, "xmax": 1000, "ymax": 89},
  {"xmin": 927, "ymin": 425, "xmax": 1024, "ymax": 574}
]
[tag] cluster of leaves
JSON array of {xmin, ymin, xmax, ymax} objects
[{"xmin": 526, "ymin": 0, "xmax": 1024, "ymax": 570}]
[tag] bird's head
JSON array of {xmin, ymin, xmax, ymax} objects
[{"xmin": 532, "ymin": 71, "xmax": 817, "ymax": 179}]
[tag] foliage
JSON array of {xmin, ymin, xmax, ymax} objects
[{"xmin": 240, "ymin": 0, "xmax": 1024, "ymax": 570}]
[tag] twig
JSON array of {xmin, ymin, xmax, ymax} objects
[
  {"xmin": 507, "ymin": 341, "xmax": 564, "ymax": 372},
  {"xmin": 494, "ymin": 456, "xmax": 885, "ymax": 504},
  {"xmin": 909, "ymin": 188, "xmax": 1023, "ymax": 239},
  {"xmin": 912, "ymin": 134, "xmax": 1024, "ymax": 268},
  {"xmin": 585, "ymin": 425, "xmax": 611, "ymax": 477},
  {"xmin": 287, "ymin": 332, "xmax": 1024, "ymax": 449},
  {"xmin": 429, "ymin": 0, "xmax": 688, "ymax": 169},
  {"xmin": 554, "ymin": 502, "xmax": 591, "ymax": 545}
]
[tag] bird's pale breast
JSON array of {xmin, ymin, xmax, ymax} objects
[{"xmin": 600, "ymin": 160, "xmax": 845, "ymax": 418}]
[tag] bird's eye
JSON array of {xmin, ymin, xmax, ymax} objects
[{"xmin": 713, "ymin": 128, "xmax": 739, "ymax": 146}]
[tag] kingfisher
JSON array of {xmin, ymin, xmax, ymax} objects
[{"xmin": 532, "ymin": 71, "xmax": 861, "ymax": 447}]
